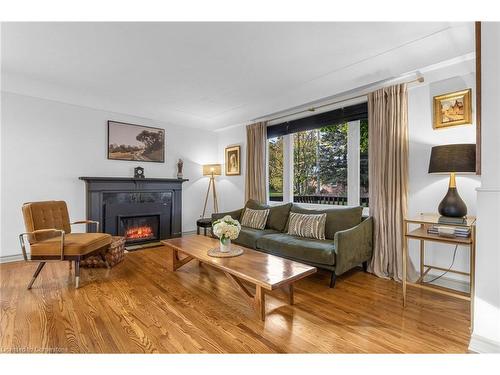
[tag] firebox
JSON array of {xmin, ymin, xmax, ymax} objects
[{"xmin": 118, "ymin": 214, "xmax": 160, "ymax": 245}]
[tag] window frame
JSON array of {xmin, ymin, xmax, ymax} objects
[{"xmin": 266, "ymin": 117, "xmax": 368, "ymax": 213}]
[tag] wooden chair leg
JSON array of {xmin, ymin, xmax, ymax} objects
[
  {"xmin": 362, "ymin": 261, "xmax": 368, "ymax": 272},
  {"xmin": 75, "ymin": 259, "xmax": 81, "ymax": 288},
  {"xmin": 329, "ymin": 272, "xmax": 337, "ymax": 288},
  {"xmin": 27, "ymin": 262, "xmax": 46, "ymax": 290},
  {"xmin": 69, "ymin": 260, "xmax": 72, "ymax": 269}
]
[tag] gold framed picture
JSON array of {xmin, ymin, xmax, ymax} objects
[
  {"xmin": 225, "ymin": 145, "xmax": 241, "ymax": 176},
  {"xmin": 433, "ymin": 89, "xmax": 472, "ymax": 129}
]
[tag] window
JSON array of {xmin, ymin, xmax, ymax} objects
[
  {"xmin": 268, "ymin": 136, "xmax": 284, "ymax": 202},
  {"xmin": 360, "ymin": 119, "xmax": 369, "ymax": 207},
  {"xmin": 293, "ymin": 125, "xmax": 348, "ymax": 205},
  {"xmin": 267, "ymin": 103, "xmax": 368, "ymax": 207}
]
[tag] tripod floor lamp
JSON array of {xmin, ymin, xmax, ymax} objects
[{"xmin": 201, "ymin": 164, "xmax": 221, "ymax": 218}]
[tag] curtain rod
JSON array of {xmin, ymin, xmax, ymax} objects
[{"xmin": 257, "ymin": 76, "xmax": 425, "ymax": 124}]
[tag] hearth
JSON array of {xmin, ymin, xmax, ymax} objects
[{"xmin": 80, "ymin": 177, "xmax": 187, "ymax": 248}]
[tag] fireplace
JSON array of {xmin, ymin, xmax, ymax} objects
[
  {"xmin": 119, "ymin": 214, "xmax": 160, "ymax": 244},
  {"xmin": 80, "ymin": 177, "xmax": 187, "ymax": 248}
]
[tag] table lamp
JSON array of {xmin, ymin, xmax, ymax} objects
[
  {"xmin": 201, "ymin": 163, "xmax": 222, "ymax": 218},
  {"xmin": 428, "ymin": 144, "xmax": 476, "ymax": 218}
]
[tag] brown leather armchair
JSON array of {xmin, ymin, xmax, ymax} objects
[{"xmin": 19, "ymin": 201, "xmax": 112, "ymax": 289}]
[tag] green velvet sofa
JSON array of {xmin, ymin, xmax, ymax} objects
[{"xmin": 212, "ymin": 200, "xmax": 373, "ymax": 287}]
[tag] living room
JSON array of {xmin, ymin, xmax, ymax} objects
[{"xmin": 1, "ymin": 0, "xmax": 499, "ymax": 371}]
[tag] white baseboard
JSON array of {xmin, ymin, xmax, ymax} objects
[
  {"xmin": 469, "ymin": 334, "xmax": 500, "ymax": 353},
  {"xmin": 0, "ymin": 253, "xmax": 25, "ymax": 264}
]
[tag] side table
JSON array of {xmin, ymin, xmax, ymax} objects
[
  {"xmin": 403, "ymin": 213, "xmax": 476, "ymax": 330},
  {"xmin": 196, "ymin": 218, "xmax": 213, "ymax": 236}
]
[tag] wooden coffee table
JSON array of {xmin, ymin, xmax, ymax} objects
[{"xmin": 161, "ymin": 235, "xmax": 317, "ymax": 320}]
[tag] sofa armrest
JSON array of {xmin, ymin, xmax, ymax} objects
[
  {"xmin": 333, "ymin": 216, "xmax": 373, "ymax": 276},
  {"xmin": 211, "ymin": 208, "xmax": 243, "ymax": 222}
]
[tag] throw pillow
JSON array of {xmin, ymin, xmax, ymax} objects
[
  {"xmin": 240, "ymin": 208, "xmax": 270, "ymax": 230},
  {"xmin": 244, "ymin": 200, "xmax": 292, "ymax": 232},
  {"xmin": 287, "ymin": 212, "xmax": 327, "ymax": 240}
]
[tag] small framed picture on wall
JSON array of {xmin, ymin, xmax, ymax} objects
[
  {"xmin": 433, "ymin": 89, "xmax": 472, "ymax": 129},
  {"xmin": 225, "ymin": 145, "xmax": 241, "ymax": 176}
]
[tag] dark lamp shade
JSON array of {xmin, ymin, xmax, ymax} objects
[{"xmin": 428, "ymin": 144, "xmax": 476, "ymax": 174}]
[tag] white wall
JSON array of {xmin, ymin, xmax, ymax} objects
[
  {"xmin": 0, "ymin": 92, "xmax": 218, "ymax": 259},
  {"xmin": 215, "ymin": 124, "xmax": 247, "ymax": 212},
  {"xmin": 470, "ymin": 22, "xmax": 500, "ymax": 353},
  {"xmin": 408, "ymin": 72, "xmax": 480, "ymax": 280}
]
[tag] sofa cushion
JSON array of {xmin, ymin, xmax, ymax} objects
[
  {"xmin": 290, "ymin": 205, "xmax": 363, "ymax": 240},
  {"xmin": 240, "ymin": 207, "xmax": 270, "ymax": 230},
  {"xmin": 287, "ymin": 212, "xmax": 327, "ymax": 240},
  {"xmin": 30, "ymin": 233, "xmax": 112, "ymax": 257},
  {"xmin": 234, "ymin": 227, "xmax": 279, "ymax": 249},
  {"xmin": 22, "ymin": 200, "xmax": 72, "ymax": 242},
  {"xmin": 256, "ymin": 233, "xmax": 335, "ymax": 266},
  {"xmin": 245, "ymin": 200, "xmax": 292, "ymax": 232}
]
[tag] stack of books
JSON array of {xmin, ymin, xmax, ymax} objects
[
  {"xmin": 427, "ymin": 225, "xmax": 471, "ymax": 238},
  {"xmin": 438, "ymin": 216, "xmax": 467, "ymax": 225}
]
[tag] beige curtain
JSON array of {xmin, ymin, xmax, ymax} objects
[
  {"xmin": 245, "ymin": 122, "xmax": 267, "ymax": 203},
  {"xmin": 368, "ymin": 83, "xmax": 417, "ymax": 282}
]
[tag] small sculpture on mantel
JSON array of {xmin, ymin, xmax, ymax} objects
[{"xmin": 177, "ymin": 158, "xmax": 184, "ymax": 179}]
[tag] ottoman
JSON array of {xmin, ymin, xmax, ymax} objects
[{"xmin": 81, "ymin": 236, "xmax": 126, "ymax": 268}]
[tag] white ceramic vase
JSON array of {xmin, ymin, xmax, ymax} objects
[{"xmin": 219, "ymin": 237, "xmax": 231, "ymax": 253}]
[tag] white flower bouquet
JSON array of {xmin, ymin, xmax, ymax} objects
[{"xmin": 212, "ymin": 215, "xmax": 241, "ymax": 252}]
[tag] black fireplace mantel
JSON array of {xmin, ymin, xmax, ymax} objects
[{"xmin": 79, "ymin": 176, "xmax": 188, "ymax": 242}]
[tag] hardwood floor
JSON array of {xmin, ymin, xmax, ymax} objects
[{"xmin": 0, "ymin": 246, "xmax": 471, "ymax": 353}]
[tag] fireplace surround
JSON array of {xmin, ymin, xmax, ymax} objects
[{"xmin": 80, "ymin": 177, "xmax": 188, "ymax": 246}]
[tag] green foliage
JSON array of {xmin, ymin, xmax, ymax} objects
[
  {"xmin": 293, "ymin": 130, "xmax": 320, "ymax": 195},
  {"xmin": 268, "ymin": 120, "xmax": 369, "ymax": 200},
  {"xmin": 318, "ymin": 123, "xmax": 348, "ymax": 195},
  {"xmin": 268, "ymin": 137, "xmax": 283, "ymax": 194}
]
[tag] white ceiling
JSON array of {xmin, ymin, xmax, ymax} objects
[{"xmin": 1, "ymin": 22, "xmax": 474, "ymax": 130}]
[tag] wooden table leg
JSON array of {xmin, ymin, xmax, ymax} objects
[
  {"xmin": 166, "ymin": 246, "xmax": 177, "ymax": 271},
  {"xmin": 254, "ymin": 285, "xmax": 265, "ymax": 321},
  {"xmin": 282, "ymin": 284, "xmax": 294, "ymax": 305},
  {"xmin": 165, "ymin": 246, "xmax": 193, "ymax": 271}
]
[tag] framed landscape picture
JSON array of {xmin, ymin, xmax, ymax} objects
[
  {"xmin": 225, "ymin": 145, "xmax": 241, "ymax": 175},
  {"xmin": 433, "ymin": 89, "xmax": 472, "ymax": 129},
  {"xmin": 108, "ymin": 121, "xmax": 165, "ymax": 162}
]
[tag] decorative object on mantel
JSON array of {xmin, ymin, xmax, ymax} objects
[
  {"xmin": 108, "ymin": 120, "xmax": 165, "ymax": 162},
  {"xmin": 177, "ymin": 158, "xmax": 184, "ymax": 179},
  {"xmin": 134, "ymin": 166, "xmax": 145, "ymax": 179},
  {"xmin": 428, "ymin": 143, "xmax": 476, "ymax": 218},
  {"xmin": 225, "ymin": 145, "xmax": 241, "ymax": 176},
  {"xmin": 201, "ymin": 164, "xmax": 221, "ymax": 218},
  {"xmin": 433, "ymin": 89, "xmax": 472, "ymax": 129},
  {"xmin": 211, "ymin": 215, "xmax": 241, "ymax": 254}
]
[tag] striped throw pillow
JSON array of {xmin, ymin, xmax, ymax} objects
[
  {"xmin": 287, "ymin": 212, "xmax": 327, "ymax": 240},
  {"xmin": 240, "ymin": 208, "xmax": 270, "ymax": 230}
]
